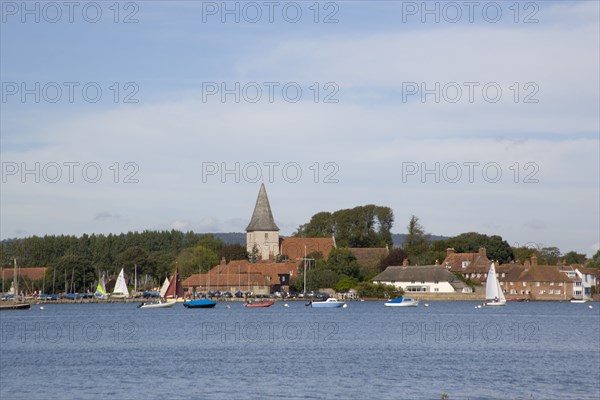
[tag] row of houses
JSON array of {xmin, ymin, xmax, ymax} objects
[{"xmin": 372, "ymin": 247, "xmax": 600, "ymax": 301}]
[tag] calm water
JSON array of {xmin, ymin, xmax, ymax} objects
[{"xmin": 1, "ymin": 301, "xmax": 599, "ymax": 400}]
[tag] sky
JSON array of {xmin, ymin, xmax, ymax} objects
[{"xmin": 1, "ymin": 1, "xmax": 599, "ymax": 256}]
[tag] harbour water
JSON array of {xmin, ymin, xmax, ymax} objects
[{"xmin": 1, "ymin": 301, "xmax": 599, "ymax": 399}]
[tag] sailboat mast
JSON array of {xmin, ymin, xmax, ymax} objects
[
  {"xmin": 303, "ymin": 245, "xmax": 307, "ymax": 294},
  {"xmin": 13, "ymin": 258, "xmax": 18, "ymax": 302},
  {"xmin": 134, "ymin": 264, "xmax": 137, "ymax": 294}
]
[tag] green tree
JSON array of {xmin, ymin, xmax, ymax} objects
[
  {"xmin": 48, "ymin": 255, "xmax": 95, "ymax": 293},
  {"xmin": 563, "ymin": 251, "xmax": 587, "ymax": 265},
  {"xmin": 379, "ymin": 248, "xmax": 408, "ymax": 271},
  {"xmin": 444, "ymin": 232, "xmax": 514, "ymax": 264},
  {"xmin": 293, "ymin": 205, "xmax": 394, "ymax": 248},
  {"xmin": 538, "ymin": 247, "xmax": 561, "ymax": 265},
  {"xmin": 335, "ymin": 276, "xmax": 358, "ymax": 292},
  {"xmin": 586, "ymin": 250, "xmax": 600, "ymax": 269},
  {"xmin": 355, "ymin": 282, "xmax": 403, "ymax": 298},
  {"xmin": 326, "ymin": 248, "xmax": 362, "ymax": 280},
  {"xmin": 116, "ymin": 247, "xmax": 150, "ymax": 277},
  {"xmin": 248, "ymin": 244, "xmax": 259, "ymax": 264},
  {"xmin": 403, "ymin": 215, "xmax": 429, "ymax": 264},
  {"xmin": 220, "ymin": 244, "xmax": 248, "ymax": 263},
  {"xmin": 175, "ymin": 245, "xmax": 219, "ymax": 278}
]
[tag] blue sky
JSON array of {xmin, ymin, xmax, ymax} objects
[{"xmin": 1, "ymin": 1, "xmax": 599, "ymax": 256}]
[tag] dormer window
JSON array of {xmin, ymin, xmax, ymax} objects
[{"xmin": 462, "ymin": 261, "xmax": 470, "ymax": 268}]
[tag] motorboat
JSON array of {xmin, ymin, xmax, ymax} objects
[
  {"xmin": 310, "ymin": 298, "xmax": 346, "ymax": 308},
  {"xmin": 384, "ymin": 297, "xmax": 419, "ymax": 307},
  {"xmin": 138, "ymin": 300, "xmax": 176, "ymax": 309}
]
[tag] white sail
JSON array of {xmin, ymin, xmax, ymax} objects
[
  {"xmin": 485, "ymin": 263, "xmax": 499, "ymax": 300},
  {"xmin": 113, "ymin": 269, "xmax": 130, "ymax": 298},
  {"xmin": 496, "ymin": 277, "xmax": 506, "ymax": 303},
  {"xmin": 159, "ymin": 277, "xmax": 170, "ymax": 297},
  {"xmin": 485, "ymin": 263, "xmax": 506, "ymax": 305}
]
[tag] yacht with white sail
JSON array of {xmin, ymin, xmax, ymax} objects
[{"xmin": 484, "ymin": 262, "xmax": 506, "ymax": 306}]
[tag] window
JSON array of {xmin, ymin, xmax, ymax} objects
[
  {"xmin": 559, "ymin": 282, "xmax": 563, "ymax": 286},
  {"xmin": 522, "ymin": 282, "xmax": 527, "ymax": 286},
  {"xmin": 539, "ymin": 290, "xmax": 544, "ymax": 294},
  {"xmin": 264, "ymin": 233, "xmax": 268, "ymax": 239},
  {"xmin": 462, "ymin": 261, "xmax": 470, "ymax": 268},
  {"xmin": 556, "ymin": 290, "xmax": 561, "ymax": 295},
  {"xmin": 550, "ymin": 282, "xmax": 554, "ymax": 286},
  {"xmin": 434, "ymin": 288, "xmax": 439, "ymax": 292},
  {"xmin": 510, "ymin": 282, "xmax": 514, "ymax": 286},
  {"xmin": 421, "ymin": 281, "xmax": 425, "ymax": 284},
  {"xmin": 434, "ymin": 280, "xmax": 439, "ymax": 284},
  {"xmin": 536, "ymin": 282, "xmax": 540, "ymax": 287},
  {"xmin": 502, "ymin": 273, "xmax": 506, "ymax": 278}
]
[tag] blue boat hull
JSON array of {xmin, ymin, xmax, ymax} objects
[{"xmin": 183, "ymin": 299, "xmax": 217, "ymax": 308}]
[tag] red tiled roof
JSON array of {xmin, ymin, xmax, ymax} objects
[
  {"xmin": 1, "ymin": 267, "xmax": 47, "ymax": 281},
  {"xmin": 183, "ymin": 260, "xmax": 297, "ymax": 288},
  {"xmin": 280, "ymin": 237, "xmax": 335, "ymax": 260},
  {"xmin": 442, "ymin": 252, "xmax": 490, "ymax": 272}
]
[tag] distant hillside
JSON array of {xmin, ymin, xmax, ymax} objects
[
  {"xmin": 210, "ymin": 232, "xmax": 246, "ymax": 245},
  {"xmin": 209, "ymin": 232, "xmax": 449, "ymax": 248},
  {"xmin": 391, "ymin": 233, "xmax": 449, "ymax": 248}
]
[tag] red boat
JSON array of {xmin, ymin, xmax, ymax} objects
[{"xmin": 244, "ymin": 300, "xmax": 275, "ymax": 308}]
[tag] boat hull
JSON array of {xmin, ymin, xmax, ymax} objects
[
  {"xmin": 183, "ymin": 299, "xmax": 217, "ymax": 308},
  {"xmin": 139, "ymin": 301, "xmax": 176, "ymax": 309},
  {"xmin": 310, "ymin": 299, "xmax": 346, "ymax": 308},
  {"xmin": 384, "ymin": 301, "xmax": 418, "ymax": 307},
  {"xmin": 0, "ymin": 303, "xmax": 31, "ymax": 311},
  {"xmin": 244, "ymin": 301, "xmax": 275, "ymax": 308},
  {"xmin": 484, "ymin": 300, "xmax": 506, "ymax": 306}
]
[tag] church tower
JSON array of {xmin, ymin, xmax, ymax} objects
[{"xmin": 246, "ymin": 183, "xmax": 280, "ymax": 261}]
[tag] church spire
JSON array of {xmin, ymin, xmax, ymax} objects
[{"xmin": 245, "ymin": 183, "xmax": 279, "ymax": 232}]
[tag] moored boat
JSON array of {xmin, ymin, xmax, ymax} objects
[
  {"xmin": 244, "ymin": 300, "xmax": 274, "ymax": 308},
  {"xmin": 384, "ymin": 297, "xmax": 419, "ymax": 307},
  {"xmin": 570, "ymin": 299, "xmax": 587, "ymax": 303},
  {"xmin": 484, "ymin": 262, "xmax": 506, "ymax": 306},
  {"xmin": 183, "ymin": 298, "xmax": 217, "ymax": 308},
  {"xmin": 310, "ymin": 298, "xmax": 345, "ymax": 308},
  {"xmin": 0, "ymin": 303, "xmax": 31, "ymax": 311},
  {"xmin": 139, "ymin": 300, "xmax": 176, "ymax": 309}
]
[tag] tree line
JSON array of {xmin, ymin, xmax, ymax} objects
[{"xmin": 1, "ymin": 231, "xmax": 247, "ymax": 293}]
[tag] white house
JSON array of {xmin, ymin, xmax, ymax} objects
[
  {"xmin": 372, "ymin": 265, "xmax": 472, "ymax": 293},
  {"xmin": 558, "ymin": 264, "xmax": 599, "ymax": 300}
]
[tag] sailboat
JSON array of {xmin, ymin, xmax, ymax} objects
[
  {"xmin": 484, "ymin": 262, "xmax": 506, "ymax": 306},
  {"xmin": 112, "ymin": 268, "xmax": 130, "ymax": 298},
  {"xmin": 139, "ymin": 267, "xmax": 182, "ymax": 309},
  {"xmin": 94, "ymin": 274, "xmax": 108, "ymax": 299},
  {"xmin": 0, "ymin": 259, "xmax": 31, "ymax": 311}
]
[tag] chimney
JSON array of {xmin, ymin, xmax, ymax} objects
[
  {"xmin": 220, "ymin": 257, "xmax": 226, "ymax": 265},
  {"xmin": 446, "ymin": 248, "xmax": 455, "ymax": 257},
  {"xmin": 403, "ymin": 259, "xmax": 409, "ymax": 267},
  {"xmin": 531, "ymin": 254, "xmax": 537, "ymax": 266},
  {"xmin": 479, "ymin": 247, "xmax": 486, "ymax": 258}
]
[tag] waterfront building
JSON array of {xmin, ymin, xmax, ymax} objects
[{"xmin": 372, "ymin": 265, "xmax": 472, "ymax": 293}]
